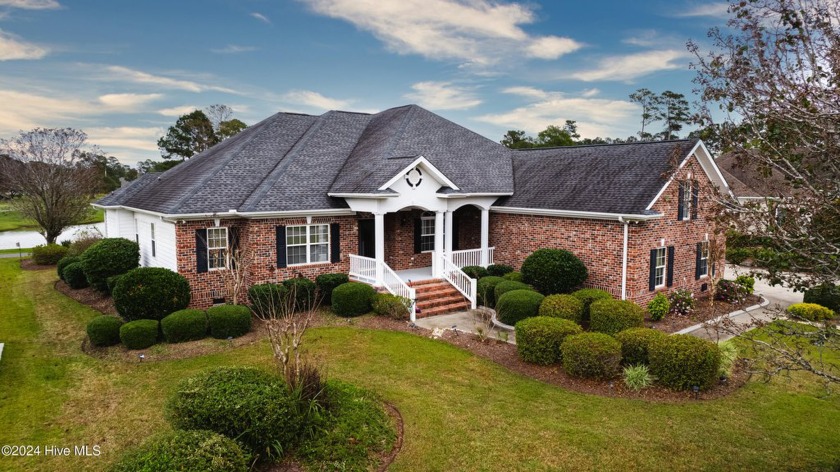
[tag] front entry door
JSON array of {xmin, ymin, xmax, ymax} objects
[{"xmin": 358, "ymin": 219, "xmax": 376, "ymax": 258}]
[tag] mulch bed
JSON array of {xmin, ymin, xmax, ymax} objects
[
  {"xmin": 649, "ymin": 294, "xmax": 763, "ymax": 333},
  {"xmin": 20, "ymin": 258, "xmax": 55, "ymax": 271},
  {"xmin": 55, "ymin": 279, "xmax": 119, "ymax": 315}
]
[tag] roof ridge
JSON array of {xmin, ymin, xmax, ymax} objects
[
  {"xmin": 386, "ymin": 105, "xmax": 417, "ymax": 158},
  {"xmin": 513, "ymin": 138, "xmax": 695, "ymax": 152}
]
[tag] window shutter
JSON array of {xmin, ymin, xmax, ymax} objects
[
  {"xmin": 677, "ymin": 183, "xmax": 684, "ymax": 220},
  {"xmin": 195, "ymin": 229, "xmax": 208, "ymax": 273},
  {"xmin": 276, "ymin": 226, "xmax": 287, "ymax": 268},
  {"xmin": 451, "ymin": 215, "xmax": 460, "ymax": 251},
  {"xmin": 228, "ymin": 227, "xmax": 240, "ymax": 269},
  {"xmin": 330, "ymin": 223, "xmax": 341, "ymax": 263},
  {"xmin": 691, "ymin": 183, "xmax": 699, "ymax": 220},
  {"xmin": 666, "ymin": 246, "xmax": 675, "ymax": 287},
  {"xmin": 695, "ymin": 242, "xmax": 702, "ymax": 280},
  {"xmin": 649, "ymin": 249, "xmax": 657, "ymax": 291},
  {"xmin": 413, "ymin": 218, "xmax": 422, "ymax": 254}
]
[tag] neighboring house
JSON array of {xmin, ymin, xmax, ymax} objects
[
  {"xmin": 95, "ymin": 105, "xmax": 732, "ymax": 318},
  {"xmin": 716, "ymin": 153, "xmax": 790, "ymax": 204}
]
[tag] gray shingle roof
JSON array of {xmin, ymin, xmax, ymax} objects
[
  {"xmin": 494, "ymin": 139, "xmax": 700, "ymax": 215},
  {"xmin": 715, "ymin": 153, "xmax": 790, "ymax": 198}
]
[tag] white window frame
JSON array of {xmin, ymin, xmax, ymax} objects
[
  {"xmin": 681, "ymin": 181, "xmax": 692, "ymax": 221},
  {"xmin": 207, "ymin": 227, "xmax": 228, "ymax": 271},
  {"xmin": 654, "ymin": 247, "xmax": 667, "ymax": 288},
  {"xmin": 699, "ymin": 241, "xmax": 709, "ymax": 278},
  {"xmin": 150, "ymin": 223, "xmax": 156, "ymax": 258},
  {"xmin": 286, "ymin": 224, "xmax": 330, "ymax": 266},
  {"xmin": 420, "ymin": 215, "xmax": 435, "ymax": 253}
]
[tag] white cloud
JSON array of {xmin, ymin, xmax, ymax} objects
[
  {"xmin": 85, "ymin": 126, "xmax": 164, "ymax": 153},
  {"xmin": 157, "ymin": 105, "xmax": 200, "ymax": 117},
  {"xmin": 299, "ymin": 0, "xmax": 581, "ymax": 66},
  {"xmin": 98, "ymin": 93, "xmax": 162, "ymax": 108},
  {"xmin": 210, "ymin": 44, "xmax": 257, "ymax": 54},
  {"xmin": 674, "ymin": 3, "xmax": 730, "ymax": 18},
  {"xmin": 281, "ymin": 90, "xmax": 352, "ymax": 111},
  {"xmin": 250, "ymin": 12, "xmax": 270, "ymax": 24},
  {"xmin": 404, "ymin": 81, "xmax": 481, "ymax": 110},
  {"xmin": 566, "ymin": 49, "xmax": 691, "ymax": 82},
  {"xmin": 102, "ymin": 65, "xmax": 239, "ymax": 94},
  {"xmin": 0, "ymin": 29, "xmax": 47, "ymax": 60},
  {"xmin": 0, "ymin": 0, "xmax": 60, "ymax": 9},
  {"xmin": 501, "ymin": 86, "xmax": 548, "ymax": 100}
]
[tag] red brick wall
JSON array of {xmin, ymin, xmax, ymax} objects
[
  {"xmin": 385, "ymin": 210, "xmax": 431, "ymax": 271},
  {"xmin": 455, "ymin": 205, "xmax": 482, "ymax": 250}
]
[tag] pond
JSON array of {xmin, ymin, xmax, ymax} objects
[{"xmin": 0, "ymin": 223, "xmax": 105, "ymax": 250}]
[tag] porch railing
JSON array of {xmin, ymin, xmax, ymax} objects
[
  {"xmin": 450, "ymin": 247, "xmax": 494, "ymax": 268},
  {"xmin": 439, "ymin": 254, "xmax": 477, "ymax": 309},
  {"xmin": 349, "ymin": 254, "xmax": 417, "ymax": 321}
]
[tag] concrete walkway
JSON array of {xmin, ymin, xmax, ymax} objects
[{"xmin": 414, "ymin": 310, "xmax": 516, "ymax": 343}]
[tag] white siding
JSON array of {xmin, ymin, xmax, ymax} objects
[{"xmin": 102, "ymin": 209, "xmax": 177, "ymax": 272}]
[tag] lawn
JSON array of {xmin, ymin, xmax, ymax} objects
[
  {"xmin": 0, "ymin": 200, "xmax": 104, "ymax": 233},
  {"xmin": 1, "ymin": 258, "xmax": 839, "ymax": 471}
]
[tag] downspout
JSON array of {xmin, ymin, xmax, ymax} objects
[{"xmin": 619, "ymin": 217, "xmax": 629, "ymax": 301}]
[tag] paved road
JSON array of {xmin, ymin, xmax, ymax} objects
[{"xmin": 0, "ymin": 252, "xmax": 30, "ymax": 259}]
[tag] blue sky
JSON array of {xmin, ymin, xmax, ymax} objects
[{"xmin": 0, "ymin": 0, "xmax": 733, "ymax": 165}]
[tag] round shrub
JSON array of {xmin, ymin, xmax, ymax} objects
[
  {"xmin": 62, "ymin": 262, "xmax": 89, "ymax": 289},
  {"xmin": 79, "ymin": 237, "xmax": 139, "ymax": 292},
  {"xmin": 283, "ymin": 277, "xmax": 317, "ymax": 312},
  {"xmin": 331, "ymin": 282, "xmax": 376, "ymax": 317},
  {"xmin": 521, "ymin": 248, "xmax": 588, "ymax": 295},
  {"xmin": 615, "ymin": 327, "xmax": 666, "ymax": 366},
  {"xmin": 161, "ymin": 309, "xmax": 208, "ymax": 343},
  {"xmin": 787, "ymin": 302, "xmax": 835, "ymax": 321},
  {"xmin": 487, "ymin": 264, "xmax": 514, "ymax": 277},
  {"xmin": 496, "ymin": 289, "xmax": 544, "ymax": 326},
  {"xmin": 503, "ymin": 271, "xmax": 523, "ymax": 282},
  {"xmin": 539, "ymin": 294, "xmax": 584, "ymax": 324},
  {"xmin": 207, "ymin": 305, "xmax": 252, "ymax": 339},
  {"xmin": 119, "ymin": 319, "xmax": 159, "ymax": 350},
  {"xmin": 571, "ymin": 288, "xmax": 613, "ymax": 323},
  {"xmin": 113, "ymin": 267, "xmax": 191, "ymax": 321},
  {"xmin": 86, "ymin": 315, "xmax": 123, "ymax": 347},
  {"xmin": 32, "ymin": 243, "xmax": 68, "ymax": 265},
  {"xmin": 372, "ymin": 293, "xmax": 410, "ymax": 319},
  {"xmin": 515, "ymin": 316, "xmax": 582, "ymax": 365},
  {"xmin": 315, "ymin": 273, "xmax": 349, "ymax": 305},
  {"xmin": 734, "ymin": 275, "xmax": 755, "ymax": 295},
  {"xmin": 803, "ymin": 283, "xmax": 840, "ymax": 313},
  {"xmin": 477, "ymin": 276, "xmax": 505, "ymax": 308},
  {"xmin": 647, "ymin": 293, "xmax": 670, "ymax": 321},
  {"xmin": 648, "ymin": 335, "xmax": 721, "ymax": 391},
  {"xmin": 112, "ymin": 429, "xmax": 250, "ymax": 472},
  {"xmin": 166, "ymin": 367, "xmax": 302, "ymax": 459},
  {"xmin": 494, "ymin": 280, "xmax": 533, "ymax": 302},
  {"xmin": 248, "ymin": 283, "xmax": 287, "ymax": 317},
  {"xmin": 106, "ymin": 274, "xmax": 123, "ymax": 294},
  {"xmin": 461, "ymin": 265, "xmax": 489, "ymax": 279},
  {"xmin": 589, "ymin": 299, "xmax": 644, "ymax": 335},
  {"xmin": 56, "ymin": 256, "xmax": 80, "ymax": 281},
  {"xmin": 561, "ymin": 333, "xmax": 622, "ymax": 379},
  {"xmin": 715, "ymin": 279, "xmax": 746, "ymax": 303}
]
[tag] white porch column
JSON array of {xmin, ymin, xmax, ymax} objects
[
  {"xmin": 444, "ymin": 210, "xmax": 454, "ymax": 259},
  {"xmin": 433, "ymin": 211, "xmax": 444, "ymax": 277},
  {"xmin": 480, "ymin": 208, "xmax": 490, "ymax": 267},
  {"xmin": 374, "ymin": 212, "xmax": 385, "ymax": 284}
]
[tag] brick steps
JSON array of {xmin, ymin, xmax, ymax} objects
[{"xmin": 410, "ymin": 278, "xmax": 469, "ymax": 318}]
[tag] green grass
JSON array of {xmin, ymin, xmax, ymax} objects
[
  {"xmin": 1, "ymin": 258, "xmax": 839, "ymax": 471},
  {"xmin": 0, "ymin": 200, "xmax": 103, "ymax": 232}
]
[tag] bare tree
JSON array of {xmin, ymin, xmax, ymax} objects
[
  {"xmin": 629, "ymin": 88, "xmax": 659, "ymax": 140},
  {"xmin": 0, "ymin": 128, "xmax": 99, "ymax": 244},
  {"xmin": 204, "ymin": 104, "xmax": 233, "ymax": 133}
]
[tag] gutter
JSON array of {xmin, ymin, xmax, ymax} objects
[
  {"xmin": 91, "ymin": 204, "xmax": 356, "ymax": 221},
  {"xmin": 490, "ymin": 206, "xmax": 661, "ymax": 222}
]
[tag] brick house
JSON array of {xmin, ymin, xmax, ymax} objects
[{"xmin": 95, "ymin": 104, "xmax": 733, "ymax": 319}]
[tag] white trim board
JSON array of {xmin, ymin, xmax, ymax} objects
[
  {"xmin": 377, "ymin": 155, "xmax": 460, "ymax": 191},
  {"xmin": 645, "ymin": 140, "xmax": 736, "ymax": 211}
]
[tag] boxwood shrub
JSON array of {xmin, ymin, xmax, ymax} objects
[
  {"xmin": 315, "ymin": 273, "xmax": 349, "ymax": 305},
  {"xmin": 56, "ymin": 256, "xmax": 80, "ymax": 282},
  {"xmin": 106, "ymin": 274, "xmax": 124, "ymax": 294},
  {"xmin": 165, "ymin": 367, "xmax": 302, "ymax": 459},
  {"xmin": 32, "ymin": 244, "xmax": 68, "ymax": 265},
  {"xmin": 207, "ymin": 305, "xmax": 252, "ymax": 339},
  {"xmin": 561, "ymin": 333, "xmax": 622, "ymax": 379},
  {"xmin": 539, "ymin": 294, "xmax": 584, "ymax": 324},
  {"xmin": 487, "ymin": 264, "xmax": 514, "ymax": 277},
  {"xmin": 494, "ymin": 280, "xmax": 533, "ymax": 302},
  {"xmin": 461, "ymin": 265, "xmax": 489, "ymax": 279},
  {"xmin": 571, "ymin": 288, "xmax": 613, "ymax": 323},
  {"xmin": 803, "ymin": 284, "xmax": 840, "ymax": 313},
  {"xmin": 79, "ymin": 237, "xmax": 140, "ymax": 292},
  {"xmin": 113, "ymin": 267, "xmax": 191, "ymax": 321},
  {"xmin": 521, "ymin": 248, "xmax": 588, "ymax": 295},
  {"xmin": 477, "ymin": 276, "xmax": 505, "ymax": 308},
  {"xmin": 502, "ymin": 271, "xmax": 523, "ymax": 282},
  {"xmin": 112, "ymin": 429, "xmax": 250, "ymax": 472},
  {"xmin": 589, "ymin": 299, "xmax": 644, "ymax": 335},
  {"xmin": 647, "ymin": 293, "xmax": 670, "ymax": 321},
  {"xmin": 248, "ymin": 283, "xmax": 287, "ymax": 317},
  {"xmin": 372, "ymin": 293, "xmax": 410, "ymax": 319},
  {"xmin": 62, "ymin": 262, "xmax": 89, "ymax": 289},
  {"xmin": 515, "ymin": 316, "xmax": 582, "ymax": 365},
  {"xmin": 787, "ymin": 302, "xmax": 835, "ymax": 321},
  {"xmin": 615, "ymin": 327, "xmax": 666, "ymax": 366},
  {"xmin": 119, "ymin": 319, "xmax": 159, "ymax": 350},
  {"xmin": 86, "ymin": 315, "xmax": 124, "ymax": 347},
  {"xmin": 648, "ymin": 334, "xmax": 721, "ymax": 391},
  {"xmin": 161, "ymin": 309, "xmax": 208, "ymax": 343},
  {"xmin": 283, "ymin": 278, "xmax": 317, "ymax": 312},
  {"xmin": 496, "ymin": 289, "xmax": 544, "ymax": 326},
  {"xmin": 331, "ymin": 282, "xmax": 376, "ymax": 317}
]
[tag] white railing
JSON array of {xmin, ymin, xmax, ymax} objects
[
  {"xmin": 349, "ymin": 254, "xmax": 377, "ymax": 284},
  {"xmin": 450, "ymin": 247, "xmax": 495, "ymax": 268},
  {"xmin": 439, "ymin": 254, "xmax": 477, "ymax": 309},
  {"xmin": 582, "ymin": 282, "xmax": 635, "ymax": 301},
  {"xmin": 349, "ymin": 254, "xmax": 417, "ymax": 321}
]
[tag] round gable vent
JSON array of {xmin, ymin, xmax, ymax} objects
[{"xmin": 405, "ymin": 167, "xmax": 423, "ymax": 188}]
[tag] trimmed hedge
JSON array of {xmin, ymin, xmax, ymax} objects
[
  {"xmin": 113, "ymin": 267, "xmax": 191, "ymax": 321},
  {"xmin": 494, "ymin": 280, "xmax": 533, "ymax": 302},
  {"xmin": 589, "ymin": 299, "xmax": 645, "ymax": 335},
  {"xmin": 503, "ymin": 271, "xmax": 523, "ymax": 282},
  {"xmin": 521, "ymin": 248, "xmax": 588, "ymax": 295},
  {"xmin": 248, "ymin": 283, "xmax": 287, "ymax": 317},
  {"xmin": 462, "ymin": 265, "xmax": 489, "ymax": 279},
  {"xmin": 372, "ymin": 293, "xmax": 410, "ymax": 319},
  {"xmin": 86, "ymin": 315, "xmax": 124, "ymax": 347},
  {"xmin": 539, "ymin": 294, "xmax": 585, "ymax": 324},
  {"xmin": 561, "ymin": 333, "xmax": 622, "ymax": 379},
  {"xmin": 315, "ymin": 273, "xmax": 349, "ymax": 305},
  {"xmin": 487, "ymin": 264, "xmax": 514, "ymax": 277},
  {"xmin": 57, "ymin": 256, "xmax": 80, "ymax": 282},
  {"xmin": 571, "ymin": 288, "xmax": 613, "ymax": 323},
  {"xmin": 477, "ymin": 276, "xmax": 505, "ymax": 308},
  {"xmin": 80, "ymin": 237, "xmax": 139, "ymax": 292},
  {"xmin": 615, "ymin": 327, "xmax": 666, "ymax": 366},
  {"xmin": 803, "ymin": 284, "xmax": 840, "ymax": 313},
  {"xmin": 119, "ymin": 319, "xmax": 159, "ymax": 350},
  {"xmin": 787, "ymin": 302, "xmax": 835, "ymax": 321},
  {"xmin": 32, "ymin": 244, "xmax": 68, "ymax": 265},
  {"xmin": 165, "ymin": 367, "xmax": 302, "ymax": 459},
  {"xmin": 283, "ymin": 278, "xmax": 317, "ymax": 312},
  {"xmin": 62, "ymin": 262, "xmax": 89, "ymax": 289},
  {"xmin": 112, "ymin": 429, "xmax": 250, "ymax": 472},
  {"xmin": 331, "ymin": 282, "xmax": 376, "ymax": 317},
  {"xmin": 515, "ymin": 316, "xmax": 582, "ymax": 365},
  {"xmin": 649, "ymin": 334, "xmax": 721, "ymax": 391},
  {"xmin": 207, "ymin": 305, "xmax": 252, "ymax": 339},
  {"xmin": 161, "ymin": 309, "xmax": 208, "ymax": 343},
  {"xmin": 496, "ymin": 289, "xmax": 544, "ymax": 326}
]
